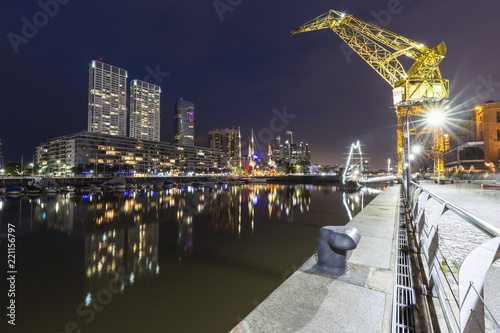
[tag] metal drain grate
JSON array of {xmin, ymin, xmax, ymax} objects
[{"xmin": 392, "ymin": 194, "xmax": 417, "ymax": 332}]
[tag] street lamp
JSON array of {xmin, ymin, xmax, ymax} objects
[
  {"xmin": 404, "ymin": 103, "xmax": 421, "ymax": 199},
  {"xmin": 427, "ymin": 109, "xmax": 446, "ymax": 126},
  {"xmin": 426, "ymin": 108, "xmax": 447, "ymax": 182}
]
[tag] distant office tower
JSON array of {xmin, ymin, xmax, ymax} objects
[
  {"xmin": 174, "ymin": 98, "xmax": 195, "ymax": 146},
  {"xmin": 130, "ymin": 80, "xmax": 161, "ymax": 141},
  {"xmin": 88, "ymin": 60, "xmax": 128, "ymax": 136},
  {"xmin": 286, "ymin": 130, "xmax": 293, "ymax": 145},
  {"xmin": 208, "ymin": 130, "xmax": 224, "ymax": 150},
  {"xmin": 226, "ymin": 128, "xmax": 240, "ymax": 159},
  {"xmin": 304, "ymin": 143, "xmax": 311, "ymax": 162},
  {"xmin": 273, "ymin": 135, "xmax": 282, "ymax": 161},
  {"xmin": 275, "ymin": 135, "xmax": 281, "ymax": 147}
]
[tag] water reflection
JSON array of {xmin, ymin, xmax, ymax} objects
[
  {"xmin": 0, "ymin": 184, "xmax": 381, "ymax": 331},
  {"xmin": 343, "ymin": 187, "xmax": 384, "ymax": 220},
  {"xmin": 0, "ymin": 184, "xmax": 379, "ymax": 261},
  {"xmin": 84, "ymin": 222, "xmax": 160, "ymax": 303}
]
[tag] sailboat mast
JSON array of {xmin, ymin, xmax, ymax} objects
[
  {"xmin": 238, "ymin": 126, "xmax": 241, "ymax": 175},
  {"xmin": 250, "ymin": 129, "xmax": 254, "ymax": 175}
]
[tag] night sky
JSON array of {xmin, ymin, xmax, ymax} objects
[{"xmin": 1, "ymin": 0, "xmax": 500, "ymax": 169}]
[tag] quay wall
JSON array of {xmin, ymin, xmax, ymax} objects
[{"xmin": 230, "ymin": 185, "xmax": 400, "ymax": 333}]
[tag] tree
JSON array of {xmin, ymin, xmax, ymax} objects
[
  {"xmin": 4, "ymin": 161, "xmax": 21, "ymax": 176},
  {"xmin": 70, "ymin": 165, "xmax": 86, "ymax": 175},
  {"xmin": 321, "ymin": 165, "xmax": 331, "ymax": 174},
  {"xmin": 23, "ymin": 163, "xmax": 43, "ymax": 175},
  {"xmin": 281, "ymin": 162, "xmax": 291, "ymax": 174},
  {"xmin": 298, "ymin": 161, "xmax": 310, "ymax": 174}
]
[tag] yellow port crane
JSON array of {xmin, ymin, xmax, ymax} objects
[{"xmin": 290, "ymin": 10, "xmax": 449, "ymax": 176}]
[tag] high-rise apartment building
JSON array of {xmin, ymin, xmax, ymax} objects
[
  {"xmin": 130, "ymin": 80, "xmax": 161, "ymax": 141},
  {"xmin": 208, "ymin": 130, "xmax": 224, "ymax": 150},
  {"xmin": 88, "ymin": 60, "xmax": 128, "ymax": 136},
  {"xmin": 174, "ymin": 98, "xmax": 195, "ymax": 146},
  {"xmin": 226, "ymin": 128, "xmax": 240, "ymax": 159}
]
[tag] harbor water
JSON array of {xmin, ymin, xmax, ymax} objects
[{"xmin": 0, "ymin": 184, "xmax": 382, "ymax": 332}]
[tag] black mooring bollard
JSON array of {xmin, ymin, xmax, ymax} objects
[{"xmin": 317, "ymin": 226, "xmax": 361, "ymax": 276}]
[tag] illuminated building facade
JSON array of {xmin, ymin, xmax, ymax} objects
[
  {"xmin": 476, "ymin": 101, "xmax": 500, "ymax": 164},
  {"xmin": 444, "ymin": 101, "xmax": 500, "ymax": 171},
  {"xmin": 208, "ymin": 130, "xmax": 224, "ymax": 150},
  {"xmin": 270, "ymin": 131, "xmax": 311, "ymax": 166},
  {"xmin": 208, "ymin": 128, "xmax": 240, "ymax": 168},
  {"xmin": 286, "ymin": 130, "xmax": 293, "ymax": 145},
  {"xmin": 130, "ymin": 80, "xmax": 161, "ymax": 141},
  {"xmin": 226, "ymin": 128, "xmax": 240, "ymax": 167},
  {"xmin": 174, "ymin": 98, "xmax": 195, "ymax": 146},
  {"xmin": 36, "ymin": 131, "xmax": 226, "ymax": 175},
  {"xmin": 88, "ymin": 61, "xmax": 128, "ymax": 136}
]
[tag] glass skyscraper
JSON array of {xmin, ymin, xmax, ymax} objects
[
  {"xmin": 130, "ymin": 80, "xmax": 161, "ymax": 141},
  {"xmin": 174, "ymin": 98, "xmax": 195, "ymax": 146},
  {"xmin": 88, "ymin": 60, "xmax": 128, "ymax": 136}
]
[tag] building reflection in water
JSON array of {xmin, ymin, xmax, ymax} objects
[
  {"xmin": 0, "ymin": 184, "xmax": 380, "ymax": 309},
  {"xmin": 84, "ymin": 222, "xmax": 159, "ymax": 306}
]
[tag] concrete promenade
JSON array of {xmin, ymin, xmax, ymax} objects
[
  {"xmin": 231, "ymin": 185, "xmax": 400, "ymax": 333},
  {"xmin": 418, "ymin": 179, "xmax": 500, "ymax": 228}
]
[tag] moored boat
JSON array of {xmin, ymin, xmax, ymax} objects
[
  {"xmin": 6, "ymin": 184, "xmax": 22, "ymax": 196},
  {"xmin": 163, "ymin": 180, "xmax": 174, "ymax": 189},
  {"xmin": 44, "ymin": 185, "xmax": 57, "ymax": 194},
  {"xmin": 61, "ymin": 184, "xmax": 75, "ymax": 193},
  {"xmin": 26, "ymin": 185, "xmax": 41, "ymax": 195},
  {"xmin": 90, "ymin": 183, "xmax": 102, "ymax": 192}
]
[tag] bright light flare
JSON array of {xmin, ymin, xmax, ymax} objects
[
  {"xmin": 412, "ymin": 145, "xmax": 422, "ymax": 154},
  {"xmin": 427, "ymin": 109, "xmax": 446, "ymax": 126}
]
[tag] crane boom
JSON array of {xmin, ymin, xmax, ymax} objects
[{"xmin": 290, "ymin": 10, "xmax": 448, "ymax": 104}]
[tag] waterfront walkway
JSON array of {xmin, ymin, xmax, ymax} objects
[
  {"xmin": 418, "ymin": 179, "xmax": 500, "ymax": 228},
  {"xmin": 231, "ymin": 185, "xmax": 400, "ymax": 333}
]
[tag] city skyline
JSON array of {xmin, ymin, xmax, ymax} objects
[{"xmin": 2, "ymin": 1, "xmax": 500, "ymax": 168}]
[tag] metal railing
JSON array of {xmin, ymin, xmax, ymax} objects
[{"xmin": 404, "ymin": 182, "xmax": 500, "ymax": 333}]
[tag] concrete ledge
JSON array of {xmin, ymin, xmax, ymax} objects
[{"xmin": 230, "ymin": 185, "xmax": 400, "ymax": 333}]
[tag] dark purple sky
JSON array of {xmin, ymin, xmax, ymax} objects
[{"xmin": 1, "ymin": 0, "xmax": 500, "ymax": 168}]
